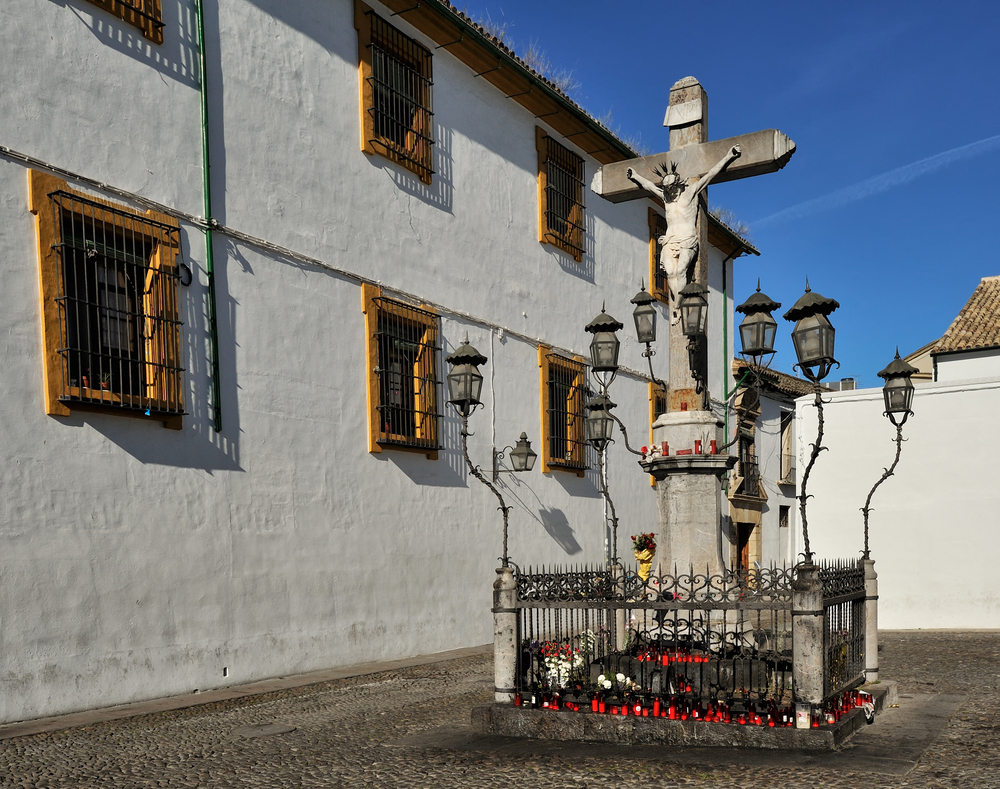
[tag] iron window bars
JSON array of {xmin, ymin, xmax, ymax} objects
[
  {"xmin": 372, "ymin": 296, "xmax": 441, "ymax": 451},
  {"xmin": 538, "ymin": 131, "xmax": 585, "ymax": 262},
  {"xmin": 363, "ymin": 10, "xmax": 435, "ymax": 183},
  {"xmin": 84, "ymin": 0, "xmax": 164, "ymax": 44},
  {"xmin": 545, "ymin": 353, "xmax": 587, "ymax": 471},
  {"xmin": 50, "ymin": 190, "xmax": 184, "ymax": 417}
]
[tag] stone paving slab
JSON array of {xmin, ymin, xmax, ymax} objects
[{"xmin": 0, "ymin": 631, "xmax": 995, "ymax": 788}]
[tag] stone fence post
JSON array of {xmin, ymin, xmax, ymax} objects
[
  {"xmin": 492, "ymin": 566, "xmax": 517, "ymax": 704},
  {"xmin": 792, "ymin": 563, "xmax": 824, "ymax": 707},
  {"xmin": 864, "ymin": 558, "xmax": 879, "ymax": 683}
]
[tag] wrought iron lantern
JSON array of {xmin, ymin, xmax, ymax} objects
[
  {"xmin": 782, "ymin": 279, "xmax": 840, "ymax": 382},
  {"xmin": 508, "ymin": 432, "xmax": 537, "ymax": 472},
  {"xmin": 445, "ymin": 335, "xmax": 487, "ymax": 414},
  {"xmin": 630, "ymin": 282, "xmax": 657, "ymax": 345},
  {"xmin": 736, "ymin": 281, "xmax": 780, "ymax": 364},
  {"xmin": 585, "ymin": 393, "xmax": 616, "ymax": 450},
  {"xmin": 678, "ymin": 281, "xmax": 709, "ymax": 338},
  {"xmin": 877, "ymin": 350, "xmax": 918, "ymax": 427},
  {"xmin": 585, "ymin": 305, "xmax": 624, "ymax": 374}
]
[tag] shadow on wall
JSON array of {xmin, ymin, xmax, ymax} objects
[
  {"xmin": 89, "ymin": 229, "xmax": 242, "ymax": 471},
  {"xmin": 56, "ymin": 0, "xmax": 200, "ymax": 88},
  {"xmin": 538, "ymin": 507, "xmax": 582, "ymax": 555},
  {"xmin": 386, "ymin": 124, "xmax": 454, "ymax": 215}
]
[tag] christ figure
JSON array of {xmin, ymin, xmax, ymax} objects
[{"xmin": 627, "ymin": 145, "xmax": 742, "ymax": 322}]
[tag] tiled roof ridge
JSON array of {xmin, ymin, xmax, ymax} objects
[{"xmin": 933, "ymin": 275, "xmax": 1000, "ymax": 355}]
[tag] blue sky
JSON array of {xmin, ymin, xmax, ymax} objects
[{"xmin": 458, "ymin": 0, "xmax": 1000, "ymax": 387}]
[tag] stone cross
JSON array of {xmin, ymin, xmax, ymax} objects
[{"xmin": 592, "ymin": 76, "xmax": 795, "ymax": 413}]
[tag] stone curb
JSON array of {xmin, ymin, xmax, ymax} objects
[
  {"xmin": 472, "ymin": 681, "xmax": 896, "ymax": 751},
  {"xmin": 0, "ymin": 643, "xmax": 492, "ymax": 741}
]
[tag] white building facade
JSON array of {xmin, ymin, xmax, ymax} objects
[
  {"xmin": 795, "ymin": 276, "xmax": 1000, "ymax": 629},
  {"xmin": 0, "ymin": 0, "xmax": 761, "ymax": 723}
]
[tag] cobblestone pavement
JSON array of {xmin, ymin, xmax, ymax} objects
[{"xmin": 0, "ymin": 631, "xmax": 997, "ymax": 788}]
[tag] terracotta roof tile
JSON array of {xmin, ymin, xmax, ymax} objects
[
  {"xmin": 933, "ymin": 276, "xmax": 1000, "ymax": 355},
  {"xmin": 732, "ymin": 359, "xmax": 828, "ymax": 398}
]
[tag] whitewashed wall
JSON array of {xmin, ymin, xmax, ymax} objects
[
  {"xmin": 756, "ymin": 395, "xmax": 797, "ymax": 567},
  {"xmin": 934, "ymin": 349, "xmax": 1000, "ymax": 382},
  {"xmin": 795, "ymin": 379, "xmax": 1000, "ymax": 629},
  {"xmin": 0, "ymin": 0, "xmax": 738, "ymax": 723}
]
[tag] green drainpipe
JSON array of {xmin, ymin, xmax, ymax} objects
[{"xmin": 195, "ymin": 0, "xmax": 223, "ymax": 432}]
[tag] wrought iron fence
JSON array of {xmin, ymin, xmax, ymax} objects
[
  {"xmin": 513, "ymin": 563, "xmax": 795, "ymax": 715},
  {"xmin": 820, "ymin": 559, "xmax": 866, "ymax": 698}
]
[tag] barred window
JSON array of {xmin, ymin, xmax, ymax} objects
[
  {"xmin": 355, "ymin": 2, "xmax": 434, "ymax": 184},
  {"xmin": 648, "ymin": 208, "xmax": 670, "ymax": 303},
  {"xmin": 538, "ymin": 348, "xmax": 587, "ymax": 474},
  {"xmin": 648, "ymin": 383, "xmax": 667, "ymax": 486},
  {"xmin": 84, "ymin": 0, "xmax": 164, "ymax": 44},
  {"xmin": 536, "ymin": 128, "xmax": 585, "ymax": 262},
  {"xmin": 362, "ymin": 284, "xmax": 440, "ymax": 457},
  {"xmin": 28, "ymin": 171, "xmax": 184, "ymax": 428}
]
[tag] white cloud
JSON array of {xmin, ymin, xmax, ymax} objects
[{"xmin": 755, "ymin": 134, "xmax": 1000, "ymax": 227}]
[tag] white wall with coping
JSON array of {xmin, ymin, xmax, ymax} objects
[
  {"xmin": 795, "ymin": 379, "xmax": 1000, "ymax": 629},
  {"xmin": 933, "ymin": 349, "xmax": 1000, "ymax": 382},
  {"xmin": 0, "ymin": 0, "xmax": 745, "ymax": 723}
]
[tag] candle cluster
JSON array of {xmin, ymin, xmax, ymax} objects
[{"xmin": 513, "ymin": 687, "xmax": 875, "ymax": 729}]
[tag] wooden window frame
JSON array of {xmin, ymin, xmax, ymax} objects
[
  {"xmin": 28, "ymin": 170, "xmax": 183, "ymax": 429},
  {"xmin": 361, "ymin": 283, "xmax": 440, "ymax": 459},
  {"xmin": 84, "ymin": 0, "xmax": 164, "ymax": 44},
  {"xmin": 538, "ymin": 346, "xmax": 587, "ymax": 476},
  {"xmin": 648, "ymin": 208, "xmax": 670, "ymax": 303},
  {"xmin": 536, "ymin": 128, "xmax": 585, "ymax": 262},
  {"xmin": 355, "ymin": 0, "xmax": 435, "ymax": 185}
]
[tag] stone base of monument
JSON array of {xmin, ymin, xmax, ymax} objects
[{"xmin": 472, "ymin": 681, "xmax": 897, "ymax": 751}]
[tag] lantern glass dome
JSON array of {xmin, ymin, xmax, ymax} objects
[
  {"xmin": 447, "ymin": 363, "xmax": 483, "ymax": 409},
  {"xmin": 790, "ymin": 313, "xmax": 836, "ymax": 380},
  {"xmin": 739, "ymin": 311, "xmax": 777, "ymax": 359},
  {"xmin": 630, "ymin": 285, "xmax": 657, "ymax": 344},
  {"xmin": 509, "ymin": 431, "xmax": 537, "ymax": 472},
  {"xmin": 679, "ymin": 289, "xmax": 708, "ymax": 337},
  {"xmin": 585, "ymin": 395, "xmax": 615, "ymax": 449},
  {"xmin": 590, "ymin": 331, "xmax": 621, "ymax": 372}
]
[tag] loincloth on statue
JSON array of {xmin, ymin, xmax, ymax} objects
[{"xmin": 658, "ymin": 235, "xmax": 699, "ymax": 256}]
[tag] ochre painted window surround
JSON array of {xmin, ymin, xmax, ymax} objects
[
  {"xmin": 355, "ymin": 1, "xmax": 435, "ymax": 184},
  {"xmin": 538, "ymin": 346, "xmax": 587, "ymax": 476},
  {"xmin": 536, "ymin": 128, "xmax": 585, "ymax": 262},
  {"xmin": 361, "ymin": 283, "xmax": 440, "ymax": 459},
  {"xmin": 29, "ymin": 170, "xmax": 184, "ymax": 429},
  {"xmin": 648, "ymin": 208, "xmax": 670, "ymax": 303},
  {"xmin": 648, "ymin": 382, "xmax": 667, "ymax": 486},
  {"xmin": 84, "ymin": 0, "xmax": 164, "ymax": 44}
]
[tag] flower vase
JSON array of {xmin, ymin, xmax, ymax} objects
[{"xmin": 634, "ymin": 547, "xmax": 655, "ymax": 581}]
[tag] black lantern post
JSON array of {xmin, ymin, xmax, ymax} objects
[
  {"xmin": 736, "ymin": 280, "xmax": 780, "ymax": 367},
  {"xmin": 585, "ymin": 393, "xmax": 621, "ymax": 563},
  {"xmin": 678, "ymin": 281, "xmax": 709, "ymax": 401},
  {"xmin": 860, "ymin": 351, "xmax": 918, "ymax": 558},
  {"xmin": 782, "ymin": 280, "xmax": 840, "ymax": 564},
  {"xmin": 631, "ymin": 282, "xmax": 666, "ymax": 390},
  {"xmin": 493, "ymin": 431, "xmax": 537, "ymax": 481},
  {"xmin": 445, "ymin": 337, "xmax": 534, "ymax": 566},
  {"xmin": 585, "ymin": 305, "xmax": 624, "ymax": 393}
]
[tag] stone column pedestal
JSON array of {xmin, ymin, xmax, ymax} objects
[
  {"xmin": 792, "ymin": 563, "xmax": 824, "ymax": 705},
  {"xmin": 640, "ymin": 411, "xmax": 734, "ymax": 577},
  {"xmin": 492, "ymin": 566, "xmax": 517, "ymax": 704},
  {"xmin": 864, "ymin": 558, "xmax": 879, "ymax": 682}
]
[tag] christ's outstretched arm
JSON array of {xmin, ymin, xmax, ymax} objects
[{"xmin": 689, "ymin": 145, "xmax": 742, "ymax": 197}]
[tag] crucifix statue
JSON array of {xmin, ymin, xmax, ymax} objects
[
  {"xmin": 626, "ymin": 145, "xmax": 742, "ymax": 323},
  {"xmin": 592, "ymin": 76, "xmax": 796, "ymax": 414}
]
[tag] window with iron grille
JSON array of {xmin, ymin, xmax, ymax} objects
[
  {"xmin": 361, "ymin": 284, "xmax": 440, "ymax": 457},
  {"xmin": 355, "ymin": 2, "xmax": 434, "ymax": 184},
  {"xmin": 539, "ymin": 348, "xmax": 587, "ymax": 474},
  {"xmin": 648, "ymin": 382, "xmax": 667, "ymax": 486},
  {"xmin": 28, "ymin": 171, "xmax": 184, "ymax": 428},
  {"xmin": 536, "ymin": 128, "xmax": 585, "ymax": 262},
  {"xmin": 84, "ymin": 0, "xmax": 164, "ymax": 44},
  {"xmin": 648, "ymin": 208, "xmax": 670, "ymax": 302}
]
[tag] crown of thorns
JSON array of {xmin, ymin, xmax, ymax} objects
[{"xmin": 652, "ymin": 161, "xmax": 680, "ymax": 180}]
